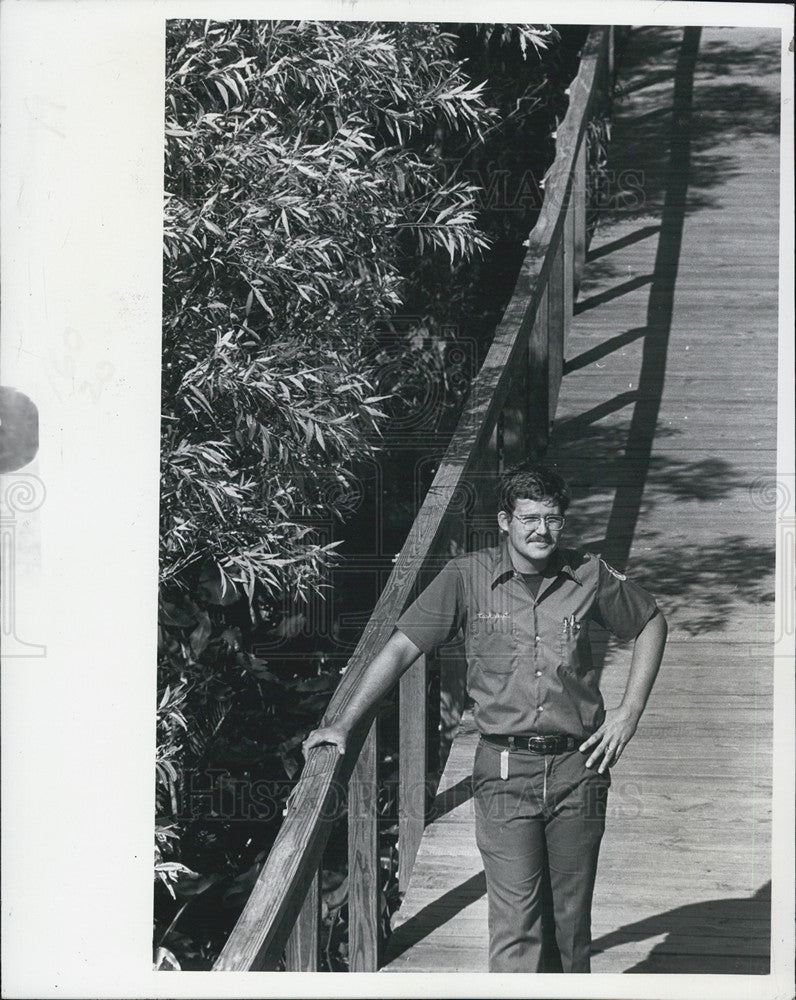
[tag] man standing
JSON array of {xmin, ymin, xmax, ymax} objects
[{"xmin": 303, "ymin": 462, "xmax": 667, "ymax": 972}]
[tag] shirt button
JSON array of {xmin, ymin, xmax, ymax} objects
[
  {"xmin": 535, "ymin": 635, "xmax": 540, "ymax": 642},
  {"xmin": 537, "ymin": 705, "xmax": 544, "ymax": 712},
  {"xmin": 535, "ymin": 670, "xmax": 543, "ymax": 677}
]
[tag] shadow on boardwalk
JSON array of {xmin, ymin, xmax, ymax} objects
[
  {"xmin": 581, "ymin": 27, "xmax": 700, "ymax": 574},
  {"xmin": 388, "ymin": 871, "xmax": 772, "ymax": 972},
  {"xmin": 388, "ymin": 870, "xmax": 487, "ymax": 962},
  {"xmin": 592, "ymin": 882, "xmax": 771, "ymax": 974},
  {"xmin": 597, "ymin": 25, "xmax": 780, "ymax": 229},
  {"xmin": 551, "ymin": 25, "xmax": 777, "ymax": 642}
]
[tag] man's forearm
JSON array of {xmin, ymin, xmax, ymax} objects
[
  {"xmin": 331, "ymin": 629, "xmax": 424, "ymax": 731},
  {"xmin": 621, "ymin": 610, "xmax": 668, "ymax": 719}
]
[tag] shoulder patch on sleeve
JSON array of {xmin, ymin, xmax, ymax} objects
[{"xmin": 600, "ymin": 558, "xmax": 627, "ymax": 581}]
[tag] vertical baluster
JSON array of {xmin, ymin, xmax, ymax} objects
[
  {"xmin": 284, "ymin": 870, "xmax": 320, "ymax": 970},
  {"xmin": 527, "ymin": 284, "xmax": 550, "ymax": 459},
  {"xmin": 398, "ymin": 653, "xmax": 427, "ymax": 894},
  {"xmin": 439, "ymin": 646, "xmax": 466, "ymax": 774},
  {"xmin": 348, "ymin": 720, "xmax": 379, "ymax": 970},
  {"xmin": 500, "ymin": 352, "xmax": 528, "ymax": 468},
  {"xmin": 573, "ymin": 139, "xmax": 587, "ymax": 297},
  {"xmin": 547, "ymin": 236, "xmax": 565, "ymax": 424},
  {"xmin": 608, "ymin": 25, "xmax": 615, "ymax": 83},
  {"xmin": 563, "ymin": 191, "xmax": 574, "ymax": 346},
  {"xmin": 470, "ymin": 424, "xmax": 499, "ymax": 551}
]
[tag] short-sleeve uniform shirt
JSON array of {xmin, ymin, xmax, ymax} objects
[{"xmin": 396, "ymin": 541, "xmax": 657, "ymax": 738}]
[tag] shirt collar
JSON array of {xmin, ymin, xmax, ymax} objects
[{"xmin": 490, "ymin": 539, "xmax": 583, "ymax": 588}]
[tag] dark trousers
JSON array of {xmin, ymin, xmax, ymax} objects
[{"xmin": 472, "ymin": 739, "xmax": 610, "ymax": 973}]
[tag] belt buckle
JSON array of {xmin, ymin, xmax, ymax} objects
[{"xmin": 528, "ymin": 736, "xmax": 545, "ymax": 753}]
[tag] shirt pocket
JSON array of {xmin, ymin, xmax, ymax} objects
[{"xmin": 468, "ymin": 614, "xmax": 516, "ymax": 673}]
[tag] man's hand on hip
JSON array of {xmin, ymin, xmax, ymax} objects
[
  {"xmin": 581, "ymin": 610, "xmax": 667, "ymax": 773},
  {"xmin": 579, "ymin": 706, "xmax": 640, "ymax": 773}
]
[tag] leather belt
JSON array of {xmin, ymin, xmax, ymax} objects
[{"xmin": 482, "ymin": 733, "xmax": 581, "ymax": 754}]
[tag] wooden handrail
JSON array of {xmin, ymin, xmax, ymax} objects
[{"xmin": 213, "ymin": 25, "xmax": 612, "ymax": 972}]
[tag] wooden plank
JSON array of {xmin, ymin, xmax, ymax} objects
[
  {"xmin": 398, "ymin": 898, "xmax": 772, "ymax": 937},
  {"xmin": 592, "ymin": 917, "xmax": 772, "ymax": 938},
  {"xmin": 386, "ymin": 932, "xmax": 771, "ymax": 974},
  {"xmin": 386, "ymin": 946, "xmax": 487, "ymax": 972},
  {"xmin": 595, "ymin": 885, "xmax": 771, "ymax": 909},
  {"xmin": 399, "ymin": 655, "xmax": 427, "ymax": 894},
  {"xmin": 392, "ymin": 928, "xmax": 770, "ymax": 955},
  {"xmin": 284, "ymin": 870, "xmax": 319, "ymax": 971},
  {"xmin": 348, "ymin": 721, "xmax": 379, "ymax": 971},
  {"xmin": 593, "ymin": 953, "xmax": 770, "ymax": 975}
]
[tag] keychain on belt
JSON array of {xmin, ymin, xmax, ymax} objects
[{"xmin": 500, "ymin": 736, "xmax": 515, "ymax": 779}]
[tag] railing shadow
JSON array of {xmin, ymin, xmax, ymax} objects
[
  {"xmin": 592, "ymin": 882, "xmax": 771, "ymax": 974},
  {"xmin": 573, "ymin": 273, "xmax": 653, "ymax": 315},
  {"xmin": 427, "ymin": 776, "xmax": 473, "ymax": 823},
  {"xmin": 563, "ymin": 325, "xmax": 648, "ymax": 374},
  {"xmin": 598, "ymin": 26, "xmax": 701, "ymax": 572},
  {"xmin": 555, "ymin": 18, "xmax": 779, "ymax": 631},
  {"xmin": 549, "ymin": 27, "xmax": 704, "ymax": 672},
  {"xmin": 586, "ymin": 225, "xmax": 660, "ymax": 263},
  {"xmin": 550, "ymin": 22, "xmax": 778, "ymax": 651},
  {"xmin": 596, "ymin": 25, "xmax": 780, "ymax": 225},
  {"xmin": 385, "ymin": 870, "xmax": 487, "ymax": 962}
]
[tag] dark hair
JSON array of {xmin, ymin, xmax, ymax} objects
[{"xmin": 497, "ymin": 462, "xmax": 570, "ymax": 515}]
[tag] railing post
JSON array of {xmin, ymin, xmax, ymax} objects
[
  {"xmin": 563, "ymin": 192, "xmax": 574, "ymax": 346},
  {"xmin": 439, "ymin": 647, "xmax": 466, "ymax": 773},
  {"xmin": 527, "ymin": 284, "xmax": 550, "ymax": 458},
  {"xmin": 547, "ymin": 237, "xmax": 565, "ymax": 424},
  {"xmin": 573, "ymin": 139, "xmax": 587, "ymax": 297},
  {"xmin": 470, "ymin": 425, "xmax": 501, "ymax": 552},
  {"xmin": 500, "ymin": 355, "xmax": 529, "ymax": 468},
  {"xmin": 348, "ymin": 720, "xmax": 379, "ymax": 970},
  {"xmin": 284, "ymin": 869, "xmax": 320, "ymax": 970},
  {"xmin": 608, "ymin": 25, "xmax": 615, "ymax": 82},
  {"xmin": 398, "ymin": 653, "xmax": 427, "ymax": 895}
]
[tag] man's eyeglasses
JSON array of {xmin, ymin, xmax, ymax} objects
[{"xmin": 512, "ymin": 514, "xmax": 565, "ymax": 531}]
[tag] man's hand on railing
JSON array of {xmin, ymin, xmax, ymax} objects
[
  {"xmin": 302, "ymin": 723, "xmax": 350, "ymax": 757},
  {"xmin": 301, "ymin": 631, "xmax": 424, "ymax": 763}
]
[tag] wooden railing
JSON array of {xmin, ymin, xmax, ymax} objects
[{"xmin": 214, "ymin": 25, "xmax": 614, "ymax": 973}]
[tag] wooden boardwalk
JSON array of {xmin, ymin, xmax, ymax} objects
[{"xmin": 383, "ymin": 25, "xmax": 779, "ymax": 975}]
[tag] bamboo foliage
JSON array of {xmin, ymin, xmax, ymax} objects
[{"xmin": 162, "ymin": 20, "xmax": 497, "ymax": 613}]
